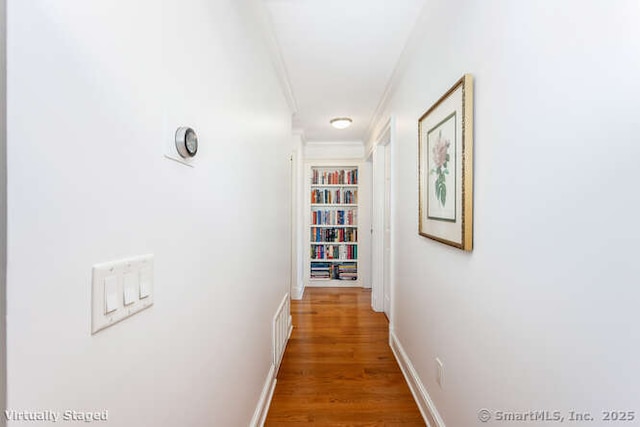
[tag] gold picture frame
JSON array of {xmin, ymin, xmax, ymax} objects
[{"xmin": 418, "ymin": 74, "xmax": 473, "ymax": 251}]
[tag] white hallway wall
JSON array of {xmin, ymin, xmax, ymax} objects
[
  {"xmin": 7, "ymin": 0, "xmax": 291, "ymax": 426},
  {"xmin": 371, "ymin": 1, "xmax": 640, "ymax": 426}
]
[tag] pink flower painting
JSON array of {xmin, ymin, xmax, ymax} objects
[{"xmin": 431, "ymin": 130, "xmax": 451, "ymax": 207}]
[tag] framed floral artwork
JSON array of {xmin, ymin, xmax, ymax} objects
[{"xmin": 418, "ymin": 74, "xmax": 473, "ymax": 250}]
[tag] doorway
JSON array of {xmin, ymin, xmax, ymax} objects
[{"xmin": 371, "ymin": 118, "xmax": 393, "ymax": 320}]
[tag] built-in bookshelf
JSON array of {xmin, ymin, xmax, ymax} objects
[{"xmin": 308, "ymin": 166, "xmax": 359, "ymax": 285}]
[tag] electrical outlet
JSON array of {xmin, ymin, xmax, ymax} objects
[{"xmin": 436, "ymin": 357, "xmax": 444, "ymax": 389}]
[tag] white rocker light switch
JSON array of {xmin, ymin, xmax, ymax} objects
[
  {"xmin": 104, "ymin": 276, "xmax": 119, "ymax": 314},
  {"xmin": 139, "ymin": 267, "xmax": 152, "ymax": 299},
  {"xmin": 123, "ymin": 272, "xmax": 137, "ymax": 306}
]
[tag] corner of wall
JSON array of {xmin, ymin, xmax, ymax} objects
[
  {"xmin": 292, "ymin": 133, "xmax": 305, "ymax": 300},
  {"xmin": 291, "ymin": 286, "xmax": 304, "ymax": 300},
  {"xmin": 0, "ymin": 0, "xmax": 7, "ymax": 422},
  {"xmin": 254, "ymin": 0, "xmax": 298, "ymax": 115}
]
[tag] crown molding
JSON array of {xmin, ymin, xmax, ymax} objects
[
  {"xmin": 254, "ymin": 0, "xmax": 298, "ymax": 114},
  {"xmin": 363, "ymin": 1, "xmax": 428, "ymax": 146}
]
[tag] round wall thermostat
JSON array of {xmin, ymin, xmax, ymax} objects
[{"xmin": 175, "ymin": 127, "xmax": 198, "ymax": 158}]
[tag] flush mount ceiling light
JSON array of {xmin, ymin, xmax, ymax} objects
[{"xmin": 330, "ymin": 117, "xmax": 353, "ymax": 129}]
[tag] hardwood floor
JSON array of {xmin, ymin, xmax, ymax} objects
[{"xmin": 265, "ymin": 287, "xmax": 424, "ymax": 426}]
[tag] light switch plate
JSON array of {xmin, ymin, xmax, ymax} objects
[{"xmin": 91, "ymin": 254, "xmax": 154, "ymax": 334}]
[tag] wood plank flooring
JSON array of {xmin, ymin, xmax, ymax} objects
[{"xmin": 265, "ymin": 287, "xmax": 424, "ymax": 426}]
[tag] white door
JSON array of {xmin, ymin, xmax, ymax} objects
[
  {"xmin": 371, "ymin": 147, "xmax": 384, "ymax": 312},
  {"xmin": 370, "ymin": 124, "xmax": 392, "ymax": 317},
  {"xmin": 383, "ymin": 143, "xmax": 391, "ymax": 318},
  {"xmin": 289, "ymin": 153, "xmax": 296, "ymax": 297}
]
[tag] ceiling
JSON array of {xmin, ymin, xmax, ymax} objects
[{"xmin": 264, "ymin": 0, "xmax": 426, "ymax": 142}]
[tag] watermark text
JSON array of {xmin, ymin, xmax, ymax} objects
[
  {"xmin": 5, "ymin": 410, "xmax": 109, "ymax": 423},
  {"xmin": 477, "ymin": 409, "xmax": 636, "ymax": 423}
]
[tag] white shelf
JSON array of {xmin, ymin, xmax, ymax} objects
[
  {"xmin": 311, "ymin": 184, "xmax": 358, "ymax": 188},
  {"xmin": 310, "ymin": 226, "xmax": 357, "ymax": 230},
  {"xmin": 307, "ymin": 165, "xmax": 359, "ymax": 285},
  {"xmin": 311, "ymin": 204, "xmax": 357, "ymax": 207},
  {"xmin": 307, "ymin": 279, "xmax": 360, "ymax": 288},
  {"xmin": 310, "ymin": 242, "xmax": 357, "ymax": 245}
]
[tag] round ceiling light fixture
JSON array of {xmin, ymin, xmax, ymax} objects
[{"xmin": 330, "ymin": 117, "xmax": 353, "ymax": 130}]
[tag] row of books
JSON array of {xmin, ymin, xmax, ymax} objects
[
  {"xmin": 310, "ymin": 227, "xmax": 357, "ymax": 243},
  {"xmin": 310, "ymin": 189, "xmax": 357, "ymax": 204},
  {"xmin": 311, "ymin": 209, "xmax": 357, "ymax": 225},
  {"xmin": 310, "ymin": 244, "xmax": 358, "ymax": 260},
  {"xmin": 312, "ymin": 169, "xmax": 358, "ymax": 185},
  {"xmin": 310, "ymin": 262, "xmax": 358, "ymax": 280}
]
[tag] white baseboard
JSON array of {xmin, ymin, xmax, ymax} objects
[
  {"xmin": 251, "ymin": 292, "xmax": 294, "ymax": 427},
  {"xmin": 291, "ymin": 286, "xmax": 304, "ymax": 300},
  {"xmin": 249, "ymin": 364, "xmax": 277, "ymax": 427},
  {"xmin": 288, "ymin": 315, "xmax": 293, "ymax": 338},
  {"xmin": 389, "ymin": 329, "xmax": 445, "ymax": 427}
]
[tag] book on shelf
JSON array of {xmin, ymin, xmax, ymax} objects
[
  {"xmin": 310, "ymin": 227, "xmax": 358, "ymax": 243},
  {"xmin": 311, "ymin": 209, "xmax": 357, "ymax": 225},
  {"xmin": 310, "ymin": 262, "xmax": 357, "ymax": 280},
  {"xmin": 336, "ymin": 263, "xmax": 357, "ymax": 280},
  {"xmin": 312, "ymin": 168, "xmax": 358, "ymax": 185},
  {"xmin": 310, "ymin": 262, "xmax": 331, "ymax": 279},
  {"xmin": 310, "ymin": 188, "xmax": 358, "ymax": 204},
  {"xmin": 310, "ymin": 244, "xmax": 357, "ymax": 260}
]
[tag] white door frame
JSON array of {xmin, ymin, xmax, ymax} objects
[
  {"xmin": 370, "ymin": 117, "xmax": 394, "ymax": 318},
  {"xmin": 289, "ymin": 152, "xmax": 296, "ymax": 298},
  {"xmin": 0, "ymin": 0, "xmax": 7, "ymax": 421}
]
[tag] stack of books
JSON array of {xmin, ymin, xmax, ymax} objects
[
  {"xmin": 310, "ymin": 262, "xmax": 331, "ymax": 279},
  {"xmin": 337, "ymin": 263, "xmax": 357, "ymax": 280}
]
